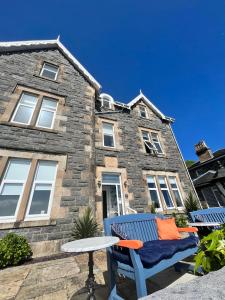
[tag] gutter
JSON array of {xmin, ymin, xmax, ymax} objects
[{"xmin": 169, "ymin": 124, "xmax": 201, "ymax": 207}]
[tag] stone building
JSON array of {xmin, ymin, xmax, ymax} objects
[
  {"xmin": 188, "ymin": 141, "xmax": 225, "ymax": 208},
  {"xmin": 0, "ymin": 39, "xmax": 196, "ymax": 256}
]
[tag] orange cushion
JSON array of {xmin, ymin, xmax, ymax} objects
[
  {"xmin": 156, "ymin": 218, "xmax": 181, "ymax": 240},
  {"xmin": 117, "ymin": 240, "xmax": 143, "ymax": 249}
]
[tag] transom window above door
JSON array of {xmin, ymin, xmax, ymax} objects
[
  {"xmin": 10, "ymin": 88, "xmax": 61, "ymax": 129},
  {"xmin": 102, "ymin": 122, "xmax": 115, "ymax": 148},
  {"xmin": 40, "ymin": 63, "xmax": 59, "ymax": 80}
]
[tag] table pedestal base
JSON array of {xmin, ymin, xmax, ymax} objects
[{"xmin": 85, "ymin": 251, "xmax": 96, "ymax": 300}]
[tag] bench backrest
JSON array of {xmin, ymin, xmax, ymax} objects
[
  {"xmin": 190, "ymin": 207, "xmax": 225, "ymax": 224},
  {"xmin": 104, "ymin": 213, "xmax": 161, "ymax": 242}
]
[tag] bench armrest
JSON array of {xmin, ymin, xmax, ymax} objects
[
  {"xmin": 178, "ymin": 227, "xmax": 198, "ymax": 233},
  {"xmin": 117, "ymin": 240, "xmax": 143, "ymax": 249}
]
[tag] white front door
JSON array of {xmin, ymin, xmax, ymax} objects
[{"xmin": 102, "ymin": 173, "xmax": 124, "ymax": 218}]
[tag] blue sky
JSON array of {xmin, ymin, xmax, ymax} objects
[{"xmin": 0, "ymin": 0, "xmax": 224, "ymax": 160}]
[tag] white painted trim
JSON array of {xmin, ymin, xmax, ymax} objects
[
  {"xmin": 102, "ymin": 122, "xmax": 116, "ymax": 148},
  {"xmin": 11, "ymin": 93, "xmax": 38, "ymax": 125},
  {"xmin": 0, "ymin": 159, "xmax": 31, "ymax": 221},
  {"xmin": 128, "ymin": 91, "xmax": 174, "ymax": 122},
  {"xmin": 40, "ymin": 62, "xmax": 59, "ymax": 80},
  {"xmin": 35, "ymin": 98, "xmax": 58, "ymax": 129},
  {"xmin": 25, "ymin": 161, "xmax": 58, "ymax": 220},
  {"xmin": 192, "ymin": 170, "xmax": 216, "ymax": 182},
  {"xmin": 0, "ymin": 39, "xmax": 101, "ymax": 89}
]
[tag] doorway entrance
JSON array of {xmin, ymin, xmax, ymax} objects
[{"xmin": 102, "ymin": 173, "xmax": 124, "ymax": 218}]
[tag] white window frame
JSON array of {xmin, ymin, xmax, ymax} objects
[
  {"xmin": 147, "ymin": 176, "xmax": 163, "ymax": 211},
  {"xmin": 11, "ymin": 92, "xmax": 38, "ymax": 125},
  {"xmin": 158, "ymin": 176, "xmax": 175, "ymax": 209},
  {"xmin": 142, "ymin": 131, "xmax": 158, "ymax": 154},
  {"xmin": 168, "ymin": 176, "xmax": 184, "ymax": 209},
  {"xmin": 0, "ymin": 159, "xmax": 31, "ymax": 223},
  {"xmin": 139, "ymin": 105, "xmax": 148, "ymax": 118},
  {"xmin": 102, "ymin": 122, "xmax": 115, "ymax": 148},
  {"xmin": 35, "ymin": 98, "xmax": 58, "ymax": 129},
  {"xmin": 151, "ymin": 132, "xmax": 163, "ymax": 154},
  {"xmin": 25, "ymin": 161, "xmax": 58, "ymax": 221},
  {"xmin": 40, "ymin": 63, "xmax": 59, "ymax": 81},
  {"xmin": 102, "ymin": 173, "xmax": 125, "ymax": 216}
]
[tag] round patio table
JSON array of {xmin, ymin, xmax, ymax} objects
[{"xmin": 61, "ymin": 236, "xmax": 119, "ymax": 300}]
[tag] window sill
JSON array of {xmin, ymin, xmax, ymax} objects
[
  {"xmin": 0, "ymin": 121, "xmax": 59, "ymax": 134},
  {"xmin": 33, "ymin": 74, "xmax": 61, "ymax": 84},
  {"xmin": 0, "ymin": 219, "xmax": 57, "ymax": 230},
  {"xmin": 96, "ymin": 146, "xmax": 121, "ymax": 152},
  {"xmin": 143, "ymin": 152, "xmax": 167, "ymax": 158}
]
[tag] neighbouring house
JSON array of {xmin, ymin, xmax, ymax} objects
[
  {"xmin": 188, "ymin": 141, "xmax": 225, "ymax": 208},
  {"xmin": 0, "ymin": 39, "xmax": 197, "ymax": 257}
]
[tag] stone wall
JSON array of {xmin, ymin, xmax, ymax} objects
[
  {"xmin": 95, "ymin": 99, "xmax": 196, "ymax": 219},
  {"xmin": 0, "ymin": 48, "xmax": 96, "ymax": 253}
]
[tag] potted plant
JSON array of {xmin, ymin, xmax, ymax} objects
[{"xmin": 72, "ymin": 206, "xmax": 99, "ymax": 239}]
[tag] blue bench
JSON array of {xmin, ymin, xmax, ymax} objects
[
  {"xmin": 104, "ymin": 213, "xmax": 198, "ymax": 299},
  {"xmin": 190, "ymin": 207, "xmax": 225, "ymax": 227}
]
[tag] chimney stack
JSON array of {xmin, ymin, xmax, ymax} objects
[{"xmin": 195, "ymin": 141, "xmax": 214, "ymax": 163}]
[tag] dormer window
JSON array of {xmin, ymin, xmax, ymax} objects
[
  {"xmin": 40, "ymin": 63, "xmax": 59, "ymax": 80},
  {"xmin": 139, "ymin": 105, "xmax": 148, "ymax": 118},
  {"xmin": 100, "ymin": 93, "xmax": 113, "ymax": 109}
]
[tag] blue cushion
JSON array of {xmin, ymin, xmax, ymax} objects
[{"xmin": 112, "ymin": 236, "xmax": 198, "ymax": 268}]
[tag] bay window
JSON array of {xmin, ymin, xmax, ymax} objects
[{"xmin": 146, "ymin": 174, "xmax": 184, "ymax": 210}]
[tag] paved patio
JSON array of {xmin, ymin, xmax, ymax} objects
[{"xmin": 0, "ymin": 251, "xmax": 197, "ymax": 300}]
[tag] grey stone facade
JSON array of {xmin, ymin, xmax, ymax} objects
[
  {"xmin": 95, "ymin": 100, "xmax": 196, "ymax": 214},
  {"xmin": 0, "ymin": 47, "xmax": 96, "ymax": 251},
  {"xmin": 0, "ymin": 41, "xmax": 196, "ymax": 256}
]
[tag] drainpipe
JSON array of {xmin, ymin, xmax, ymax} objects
[{"xmin": 169, "ymin": 123, "xmax": 202, "ymax": 208}]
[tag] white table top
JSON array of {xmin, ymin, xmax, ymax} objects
[
  {"xmin": 188, "ymin": 222, "xmax": 221, "ymax": 227},
  {"xmin": 61, "ymin": 236, "xmax": 119, "ymax": 253}
]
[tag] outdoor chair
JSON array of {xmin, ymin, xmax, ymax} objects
[
  {"xmin": 104, "ymin": 213, "xmax": 198, "ymax": 299},
  {"xmin": 190, "ymin": 207, "xmax": 225, "ymax": 229}
]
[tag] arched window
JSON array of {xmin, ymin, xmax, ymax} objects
[{"xmin": 100, "ymin": 93, "xmax": 113, "ymax": 109}]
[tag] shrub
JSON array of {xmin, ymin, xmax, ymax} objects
[
  {"xmin": 194, "ymin": 224, "xmax": 225, "ymax": 273},
  {"xmin": 72, "ymin": 207, "xmax": 99, "ymax": 240},
  {"xmin": 172, "ymin": 213, "xmax": 188, "ymax": 228},
  {"xmin": 150, "ymin": 203, "xmax": 156, "ymax": 214},
  {"xmin": 184, "ymin": 191, "xmax": 199, "ymax": 214},
  {"xmin": 0, "ymin": 233, "xmax": 32, "ymax": 269}
]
